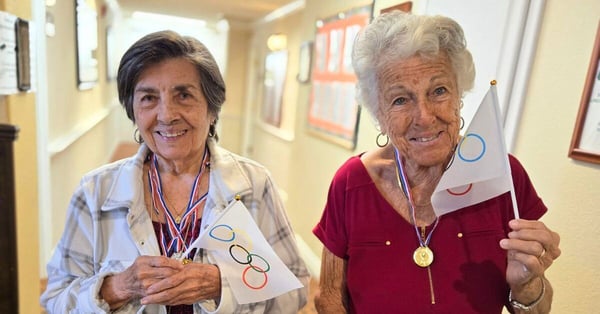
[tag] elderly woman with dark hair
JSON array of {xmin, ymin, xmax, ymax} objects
[
  {"xmin": 313, "ymin": 11, "xmax": 560, "ymax": 313},
  {"xmin": 41, "ymin": 30, "xmax": 309, "ymax": 313}
]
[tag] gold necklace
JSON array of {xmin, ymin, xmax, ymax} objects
[
  {"xmin": 421, "ymin": 227, "xmax": 436, "ymax": 304},
  {"xmin": 164, "ymin": 196, "xmax": 187, "ymax": 224}
]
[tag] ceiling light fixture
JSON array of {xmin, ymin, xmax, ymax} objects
[{"xmin": 267, "ymin": 33, "xmax": 287, "ymax": 51}]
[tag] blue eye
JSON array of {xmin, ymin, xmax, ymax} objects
[
  {"xmin": 433, "ymin": 87, "xmax": 447, "ymax": 95},
  {"xmin": 392, "ymin": 97, "xmax": 408, "ymax": 106}
]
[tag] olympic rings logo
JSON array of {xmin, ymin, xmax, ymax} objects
[
  {"xmin": 446, "ymin": 183, "xmax": 473, "ymax": 196},
  {"xmin": 210, "ymin": 224, "xmax": 271, "ymax": 289},
  {"xmin": 457, "ymin": 133, "xmax": 486, "ymax": 162},
  {"xmin": 445, "ymin": 132, "xmax": 487, "ymax": 197}
]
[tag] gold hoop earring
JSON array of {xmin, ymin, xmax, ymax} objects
[
  {"xmin": 376, "ymin": 132, "xmax": 389, "ymax": 147},
  {"xmin": 133, "ymin": 128, "xmax": 143, "ymax": 144}
]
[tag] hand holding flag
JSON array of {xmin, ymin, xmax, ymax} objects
[{"xmin": 182, "ymin": 200, "xmax": 303, "ymax": 304}]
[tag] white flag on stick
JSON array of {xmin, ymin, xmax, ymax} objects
[
  {"xmin": 183, "ymin": 200, "xmax": 303, "ymax": 304},
  {"xmin": 432, "ymin": 82, "xmax": 519, "ymax": 218}
]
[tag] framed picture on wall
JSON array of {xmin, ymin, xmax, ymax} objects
[
  {"xmin": 74, "ymin": 0, "xmax": 99, "ymax": 90},
  {"xmin": 569, "ymin": 21, "xmax": 600, "ymax": 164},
  {"xmin": 261, "ymin": 50, "xmax": 288, "ymax": 128},
  {"xmin": 15, "ymin": 18, "xmax": 31, "ymax": 91},
  {"xmin": 105, "ymin": 25, "xmax": 118, "ymax": 81},
  {"xmin": 297, "ymin": 41, "xmax": 313, "ymax": 84},
  {"xmin": 306, "ymin": 4, "xmax": 372, "ymax": 150},
  {"xmin": 380, "ymin": 1, "xmax": 412, "ymax": 14}
]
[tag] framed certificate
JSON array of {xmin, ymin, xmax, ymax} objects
[{"xmin": 569, "ymin": 21, "xmax": 600, "ymax": 164}]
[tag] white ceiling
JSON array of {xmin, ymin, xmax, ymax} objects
[{"xmin": 116, "ymin": 0, "xmax": 299, "ymax": 24}]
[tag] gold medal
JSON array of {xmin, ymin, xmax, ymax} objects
[{"xmin": 413, "ymin": 246, "xmax": 434, "ymax": 267}]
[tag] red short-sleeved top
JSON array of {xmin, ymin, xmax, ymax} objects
[{"xmin": 313, "ymin": 154, "xmax": 547, "ymax": 314}]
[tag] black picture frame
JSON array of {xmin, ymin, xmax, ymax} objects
[{"xmin": 14, "ymin": 18, "xmax": 30, "ymax": 92}]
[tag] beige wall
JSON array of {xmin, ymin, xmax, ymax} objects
[
  {"xmin": 219, "ymin": 26, "xmax": 250, "ymax": 154},
  {"xmin": 1, "ymin": 1, "xmax": 40, "ymax": 314},
  {"xmin": 514, "ymin": 1, "xmax": 600, "ymax": 312},
  {"xmin": 0, "ymin": 97, "xmax": 8, "ymax": 122}
]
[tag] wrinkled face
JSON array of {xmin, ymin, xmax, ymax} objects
[
  {"xmin": 378, "ymin": 54, "xmax": 461, "ymax": 167},
  {"xmin": 133, "ymin": 58, "xmax": 214, "ymax": 163}
]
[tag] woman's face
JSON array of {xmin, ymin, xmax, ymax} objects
[
  {"xmin": 133, "ymin": 57, "xmax": 214, "ymax": 163},
  {"xmin": 378, "ymin": 54, "xmax": 461, "ymax": 167}
]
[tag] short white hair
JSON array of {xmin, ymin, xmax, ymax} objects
[{"xmin": 352, "ymin": 11, "xmax": 475, "ymax": 125}]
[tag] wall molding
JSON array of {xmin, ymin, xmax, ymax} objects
[
  {"xmin": 256, "ymin": 120, "xmax": 295, "ymax": 142},
  {"xmin": 48, "ymin": 104, "xmax": 118, "ymax": 156}
]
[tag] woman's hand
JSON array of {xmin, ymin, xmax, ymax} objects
[
  {"xmin": 499, "ymin": 219, "xmax": 561, "ymax": 312},
  {"xmin": 500, "ymin": 219, "xmax": 560, "ymax": 285},
  {"xmin": 140, "ymin": 263, "xmax": 221, "ymax": 306},
  {"xmin": 100, "ymin": 255, "xmax": 184, "ymax": 309}
]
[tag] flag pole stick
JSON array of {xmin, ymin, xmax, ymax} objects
[{"xmin": 490, "ymin": 80, "xmax": 520, "ymax": 219}]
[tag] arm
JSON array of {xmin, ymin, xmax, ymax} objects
[
  {"xmin": 509, "ymin": 276, "xmax": 553, "ymax": 314},
  {"xmin": 40, "ymin": 190, "xmax": 113, "ymax": 313},
  {"xmin": 41, "ymin": 177, "xmax": 183, "ymax": 312},
  {"xmin": 500, "ymin": 219, "xmax": 561, "ymax": 314},
  {"xmin": 315, "ymin": 247, "xmax": 348, "ymax": 313}
]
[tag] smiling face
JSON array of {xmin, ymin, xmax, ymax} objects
[
  {"xmin": 378, "ymin": 54, "xmax": 461, "ymax": 167},
  {"xmin": 133, "ymin": 57, "xmax": 214, "ymax": 164}
]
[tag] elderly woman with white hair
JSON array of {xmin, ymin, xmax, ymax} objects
[{"xmin": 313, "ymin": 11, "xmax": 560, "ymax": 313}]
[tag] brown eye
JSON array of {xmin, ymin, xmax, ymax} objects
[{"xmin": 138, "ymin": 94, "xmax": 157, "ymax": 104}]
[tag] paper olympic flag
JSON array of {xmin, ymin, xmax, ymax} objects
[
  {"xmin": 431, "ymin": 83, "xmax": 520, "ymax": 218},
  {"xmin": 183, "ymin": 200, "xmax": 303, "ymax": 304}
]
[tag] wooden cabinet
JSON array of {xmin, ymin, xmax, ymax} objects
[{"xmin": 0, "ymin": 124, "xmax": 19, "ymax": 313}]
